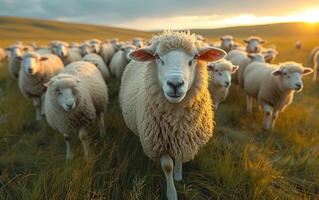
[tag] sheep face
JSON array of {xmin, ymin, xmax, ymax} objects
[
  {"xmin": 20, "ymin": 55, "xmax": 48, "ymax": 75},
  {"xmin": 89, "ymin": 41, "xmax": 101, "ymax": 54},
  {"xmin": 244, "ymin": 39, "xmax": 265, "ymax": 53},
  {"xmin": 129, "ymin": 46, "xmax": 226, "ymax": 103},
  {"xmin": 220, "ymin": 37, "xmax": 234, "ymax": 52},
  {"xmin": 262, "ymin": 49, "xmax": 278, "ymax": 63},
  {"xmin": 57, "ymin": 88, "xmax": 77, "ymax": 112},
  {"xmin": 80, "ymin": 44, "xmax": 90, "ymax": 56},
  {"xmin": 272, "ymin": 65, "xmax": 313, "ymax": 92},
  {"xmin": 208, "ymin": 63, "xmax": 238, "ymax": 88},
  {"xmin": 56, "ymin": 44, "xmax": 69, "ymax": 58}
]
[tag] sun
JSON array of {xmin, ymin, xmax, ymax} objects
[{"xmin": 296, "ymin": 9, "xmax": 319, "ymax": 23}]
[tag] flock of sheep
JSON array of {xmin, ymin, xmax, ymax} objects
[{"xmin": 0, "ymin": 31, "xmax": 318, "ymax": 200}]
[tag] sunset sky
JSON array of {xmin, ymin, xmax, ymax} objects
[{"xmin": 0, "ymin": 0, "xmax": 319, "ymax": 30}]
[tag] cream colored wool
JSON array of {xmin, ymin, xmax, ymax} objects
[
  {"xmin": 100, "ymin": 42, "xmax": 116, "ymax": 65},
  {"xmin": 244, "ymin": 62, "xmax": 304, "ymax": 112},
  {"xmin": 18, "ymin": 52, "xmax": 64, "ymax": 99},
  {"xmin": 8, "ymin": 44, "xmax": 24, "ymax": 79},
  {"xmin": 109, "ymin": 44, "xmax": 136, "ymax": 79},
  {"xmin": 83, "ymin": 53, "xmax": 110, "ymax": 81},
  {"xmin": 44, "ymin": 61, "xmax": 108, "ymax": 134},
  {"xmin": 120, "ymin": 31, "xmax": 214, "ymax": 162}
]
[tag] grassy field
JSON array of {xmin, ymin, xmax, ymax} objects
[{"xmin": 1, "ymin": 17, "xmax": 319, "ymax": 200}]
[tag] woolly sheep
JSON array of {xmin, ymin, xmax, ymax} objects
[
  {"xmin": 207, "ymin": 59, "xmax": 238, "ymax": 109},
  {"xmin": 83, "ymin": 53, "xmax": 111, "ymax": 82},
  {"xmin": 119, "ymin": 31, "xmax": 226, "ymax": 200},
  {"xmin": 109, "ymin": 44, "xmax": 136, "ymax": 79},
  {"xmin": 80, "ymin": 42, "xmax": 90, "ymax": 56},
  {"xmin": 313, "ymin": 50, "xmax": 319, "ymax": 82},
  {"xmin": 55, "ymin": 41, "xmax": 82, "ymax": 65},
  {"xmin": 308, "ymin": 47, "xmax": 319, "ymax": 69},
  {"xmin": 244, "ymin": 62, "xmax": 313, "ymax": 130},
  {"xmin": 220, "ymin": 35, "xmax": 235, "ymax": 52},
  {"xmin": 99, "ymin": 42, "xmax": 116, "ymax": 65},
  {"xmin": 132, "ymin": 37, "xmax": 144, "ymax": 48},
  {"xmin": 44, "ymin": 61, "xmax": 108, "ymax": 160},
  {"xmin": 6, "ymin": 44, "xmax": 25, "ymax": 79},
  {"xmin": 244, "ymin": 36, "xmax": 266, "ymax": 53},
  {"xmin": 18, "ymin": 52, "xmax": 64, "ymax": 120},
  {"xmin": 262, "ymin": 48, "xmax": 278, "ymax": 63}
]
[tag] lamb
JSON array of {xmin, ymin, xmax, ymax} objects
[
  {"xmin": 119, "ymin": 31, "xmax": 226, "ymax": 200},
  {"xmin": 44, "ymin": 61, "xmax": 108, "ymax": 160},
  {"xmin": 132, "ymin": 37, "xmax": 144, "ymax": 48},
  {"xmin": 55, "ymin": 41, "xmax": 82, "ymax": 65},
  {"xmin": 207, "ymin": 59, "xmax": 238, "ymax": 109},
  {"xmin": 244, "ymin": 36, "xmax": 266, "ymax": 53},
  {"xmin": 109, "ymin": 44, "xmax": 136, "ymax": 79},
  {"xmin": 312, "ymin": 50, "xmax": 319, "ymax": 82},
  {"xmin": 18, "ymin": 52, "xmax": 64, "ymax": 120},
  {"xmin": 262, "ymin": 48, "xmax": 278, "ymax": 63},
  {"xmin": 6, "ymin": 44, "xmax": 25, "ymax": 79},
  {"xmin": 244, "ymin": 62, "xmax": 313, "ymax": 130},
  {"xmin": 82, "ymin": 53, "xmax": 111, "ymax": 81},
  {"xmin": 220, "ymin": 35, "xmax": 235, "ymax": 52}
]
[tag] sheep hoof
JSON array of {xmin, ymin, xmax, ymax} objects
[
  {"xmin": 167, "ymin": 190, "xmax": 177, "ymax": 200},
  {"xmin": 66, "ymin": 153, "xmax": 74, "ymax": 160}
]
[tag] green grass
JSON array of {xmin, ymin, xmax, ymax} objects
[{"xmin": 1, "ymin": 17, "xmax": 319, "ymax": 200}]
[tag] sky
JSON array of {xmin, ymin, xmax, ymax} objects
[{"xmin": 0, "ymin": 0, "xmax": 319, "ymax": 30}]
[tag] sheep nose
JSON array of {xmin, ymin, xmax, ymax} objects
[
  {"xmin": 225, "ymin": 81, "xmax": 230, "ymax": 87},
  {"xmin": 295, "ymin": 83, "xmax": 302, "ymax": 89},
  {"xmin": 167, "ymin": 80, "xmax": 185, "ymax": 91},
  {"xmin": 254, "ymin": 47, "xmax": 258, "ymax": 52}
]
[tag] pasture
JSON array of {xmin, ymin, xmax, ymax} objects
[{"xmin": 0, "ymin": 17, "xmax": 319, "ymax": 199}]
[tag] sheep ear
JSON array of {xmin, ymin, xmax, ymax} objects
[
  {"xmin": 129, "ymin": 47, "xmax": 155, "ymax": 62},
  {"xmin": 272, "ymin": 69, "xmax": 283, "ymax": 76},
  {"xmin": 303, "ymin": 68, "xmax": 313, "ymax": 76},
  {"xmin": 198, "ymin": 47, "xmax": 226, "ymax": 62},
  {"xmin": 207, "ymin": 63, "xmax": 215, "ymax": 71},
  {"xmin": 40, "ymin": 57, "xmax": 48, "ymax": 61},
  {"xmin": 231, "ymin": 65, "xmax": 239, "ymax": 74},
  {"xmin": 23, "ymin": 47, "xmax": 29, "ymax": 51},
  {"xmin": 260, "ymin": 40, "xmax": 266, "ymax": 44},
  {"xmin": 243, "ymin": 39, "xmax": 249, "ymax": 43}
]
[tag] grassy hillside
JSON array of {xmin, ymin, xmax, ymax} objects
[
  {"xmin": 1, "ymin": 17, "xmax": 319, "ymax": 199},
  {"xmin": 0, "ymin": 16, "xmax": 152, "ymax": 46}
]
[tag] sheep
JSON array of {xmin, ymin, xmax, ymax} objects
[
  {"xmin": 119, "ymin": 31, "xmax": 226, "ymax": 200},
  {"xmin": 220, "ymin": 35, "xmax": 235, "ymax": 52},
  {"xmin": 313, "ymin": 50, "xmax": 319, "ymax": 82},
  {"xmin": 132, "ymin": 37, "xmax": 144, "ymax": 48},
  {"xmin": 55, "ymin": 41, "xmax": 82, "ymax": 65},
  {"xmin": 109, "ymin": 44, "xmax": 136, "ymax": 79},
  {"xmin": 244, "ymin": 36, "xmax": 266, "ymax": 53},
  {"xmin": 6, "ymin": 44, "xmax": 25, "ymax": 79},
  {"xmin": 207, "ymin": 59, "xmax": 238, "ymax": 109},
  {"xmin": 262, "ymin": 48, "xmax": 278, "ymax": 63},
  {"xmin": 18, "ymin": 52, "xmax": 64, "ymax": 120},
  {"xmin": 44, "ymin": 61, "xmax": 108, "ymax": 160},
  {"xmin": 99, "ymin": 42, "xmax": 116, "ymax": 65},
  {"xmin": 80, "ymin": 42, "xmax": 91, "ymax": 56},
  {"xmin": 87, "ymin": 39, "xmax": 102, "ymax": 54},
  {"xmin": 308, "ymin": 46, "xmax": 319, "ymax": 69},
  {"xmin": 82, "ymin": 53, "xmax": 111, "ymax": 82},
  {"xmin": 70, "ymin": 42, "xmax": 79, "ymax": 49},
  {"xmin": 295, "ymin": 40, "xmax": 302, "ymax": 50},
  {"xmin": 244, "ymin": 62, "xmax": 313, "ymax": 130},
  {"xmin": 0, "ymin": 47, "xmax": 7, "ymax": 62},
  {"xmin": 49, "ymin": 40, "xmax": 60, "ymax": 55}
]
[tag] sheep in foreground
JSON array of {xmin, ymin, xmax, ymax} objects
[
  {"xmin": 313, "ymin": 50, "xmax": 319, "ymax": 82},
  {"xmin": 83, "ymin": 53, "xmax": 111, "ymax": 82},
  {"xmin": 6, "ymin": 44, "xmax": 25, "ymax": 79},
  {"xmin": 109, "ymin": 44, "xmax": 136, "ymax": 79},
  {"xmin": 262, "ymin": 48, "xmax": 278, "ymax": 63},
  {"xmin": 244, "ymin": 36, "xmax": 266, "ymax": 53},
  {"xmin": 119, "ymin": 31, "xmax": 226, "ymax": 200},
  {"xmin": 207, "ymin": 59, "xmax": 238, "ymax": 109},
  {"xmin": 18, "ymin": 52, "xmax": 64, "ymax": 120},
  {"xmin": 44, "ymin": 61, "xmax": 108, "ymax": 160},
  {"xmin": 244, "ymin": 62, "xmax": 313, "ymax": 130},
  {"xmin": 55, "ymin": 42, "xmax": 82, "ymax": 65}
]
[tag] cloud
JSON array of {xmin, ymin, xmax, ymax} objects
[{"xmin": 0, "ymin": 0, "xmax": 318, "ymax": 29}]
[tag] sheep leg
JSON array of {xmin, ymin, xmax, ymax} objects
[
  {"xmin": 271, "ymin": 110, "xmax": 279, "ymax": 130},
  {"xmin": 214, "ymin": 102, "xmax": 219, "ymax": 111},
  {"xmin": 246, "ymin": 95, "xmax": 253, "ymax": 112},
  {"xmin": 174, "ymin": 160, "xmax": 183, "ymax": 182},
  {"xmin": 79, "ymin": 128, "xmax": 90, "ymax": 160},
  {"xmin": 32, "ymin": 97, "xmax": 42, "ymax": 121},
  {"xmin": 262, "ymin": 104, "xmax": 273, "ymax": 130},
  {"xmin": 98, "ymin": 112, "xmax": 106, "ymax": 138},
  {"xmin": 63, "ymin": 133, "xmax": 73, "ymax": 160},
  {"xmin": 160, "ymin": 154, "xmax": 177, "ymax": 200},
  {"xmin": 40, "ymin": 93, "xmax": 46, "ymax": 118}
]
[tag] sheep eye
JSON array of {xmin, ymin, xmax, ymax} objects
[
  {"xmin": 218, "ymin": 72, "xmax": 222, "ymax": 76},
  {"xmin": 56, "ymin": 89, "xmax": 62, "ymax": 95}
]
